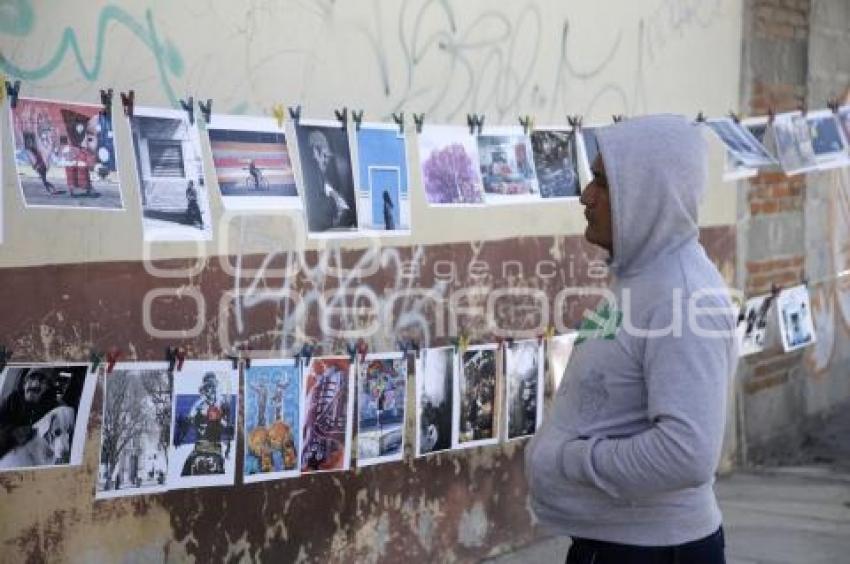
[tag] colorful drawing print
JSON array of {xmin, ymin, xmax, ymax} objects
[
  {"xmin": 301, "ymin": 357, "xmax": 353, "ymax": 473},
  {"xmin": 772, "ymin": 113, "xmax": 818, "ymax": 175},
  {"xmin": 737, "ymin": 294, "xmax": 775, "ymax": 357},
  {"xmin": 0, "ymin": 363, "xmax": 95, "ymax": 472},
  {"xmin": 168, "ymin": 362, "xmax": 238, "ymax": 489},
  {"xmin": 355, "ymin": 124, "xmax": 410, "ymax": 232},
  {"xmin": 777, "ymin": 285, "xmax": 816, "ymax": 352},
  {"xmin": 243, "ymin": 361, "xmax": 301, "ymax": 482},
  {"xmin": 295, "ymin": 121, "xmax": 358, "ymax": 234},
  {"xmin": 10, "ymin": 97, "xmax": 122, "ymax": 209},
  {"xmin": 417, "ymin": 125, "xmax": 485, "ymax": 205},
  {"xmin": 505, "ymin": 340, "xmax": 544, "ymax": 440},
  {"xmin": 530, "ymin": 129, "xmax": 581, "ymax": 198},
  {"xmin": 96, "ymin": 363, "xmax": 172, "ymax": 499},
  {"xmin": 477, "ymin": 129, "xmax": 539, "ymax": 200},
  {"xmin": 128, "ymin": 106, "xmax": 211, "ymax": 241},
  {"xmin": 416, "ymin": 347, "xmax": 455, "ymax": 456},
  {"xmin": 207, "ymin": 115, "xmax": 299, "ymax": 210},
  {"xmin": 357, "ymin": 354, "xmax": 407, "ymax": 466},
  {"xmin": 455, "ymin": 345, "xmax": 499, "ymax": 448}
]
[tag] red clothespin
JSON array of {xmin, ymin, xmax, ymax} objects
[
  {"xmin": 166, "ymin": 346, "xmax": 185, "ymax": 374},
  {"xmin": 356, "ymin": 339, "xmax": 369, "ymax": 363},
  {"xmin": 106, "ymin": 347, "xmax": 122, "ymax": 374}
]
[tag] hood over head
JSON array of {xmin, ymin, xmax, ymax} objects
[{"xmin": 595, "ymin": 114, "xmax": 707, "ymax": 277}]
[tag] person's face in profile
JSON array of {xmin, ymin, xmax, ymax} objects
[
  {"xmin": 579, "ymin": 155, "xmax": 614, "ymax": 253},
  {"xmin": 23, "ymin": 370, "xmax": 48, "ymax": 403}
]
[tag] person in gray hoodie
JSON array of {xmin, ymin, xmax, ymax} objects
[{"xmin": 525, "ymin": 114, "xmax": 737, "ymax": 563}]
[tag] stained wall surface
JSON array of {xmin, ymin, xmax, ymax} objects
[{"xmin": 0, "ymin": 1, "xmax": 741, "ymax": 562}]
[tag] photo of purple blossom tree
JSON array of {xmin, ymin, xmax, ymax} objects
[{"xmin": 417, "ymin": 125, "xmax": 484, "ymax": 204}]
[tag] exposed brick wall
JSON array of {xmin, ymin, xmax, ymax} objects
[
  {"xmin": 753, "ymin": 0, "xmax": 810, "ymax": 41},
  {"xmin": 745, "ymin": 256, "xmax": 804, "ymax": 295},
  {"xmin": 747, "ymin": 172, "xmax": 805, "ymax": 215}
]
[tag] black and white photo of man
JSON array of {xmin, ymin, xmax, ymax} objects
[{"xmin": 295, "ymin": 122, "xmax": 358, "ymax": 233}]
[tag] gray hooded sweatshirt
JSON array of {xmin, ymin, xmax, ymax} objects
[{"xmin": 525, "ymin": 114, "xmax": 738, "ymax": 546}]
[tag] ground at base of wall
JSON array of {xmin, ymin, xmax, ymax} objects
[
  {"xmin": 747, "ymin": 400, "xmax": 850, "ymax": 472},
  {"xmin": 486, "ymin": 406, "xmax": 850, "ymax": 564}
]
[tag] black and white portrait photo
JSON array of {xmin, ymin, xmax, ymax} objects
[
  {"xmin": 0, "ymin": 364, "xmax": 95, "ymax": 471},
  {"xmin": 777, "ymin": 285, "xmax": 816, "ymax": 352},
  {"xmin": 295, "ymin": 120, "xmax": 358, "ymax": 235}
]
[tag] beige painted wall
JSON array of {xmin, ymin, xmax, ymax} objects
[{"xmin": 0, "ymin": 0, "xmax": 742, "ymax": 267}]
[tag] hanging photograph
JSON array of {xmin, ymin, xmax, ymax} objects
[
  {"xmin": 355, "ymin": 123, "xmax": 411, "ymax": 234},
  {"xmin": 776, "ymin": 285, "xmax": 816, "ymax": 352},
  {"xmin": 453, "ymin": 344, "xmax": 499, "ymax": 449},
  {"xmin": 576, "ymin": 126, "xmax": 601, "ymax": 187},
  {"xmin": 300, "ymin": 357, "xmax": 354, "ymax": 473},
  {"xmin": 0, "ymin": 363, "xmax": 95, "ymax": 472},
  {"xmin": 96, "ymin": 363, "xmax": 172, "ymax": 499},
  {"xmin": 505, "ymin": 340, "xmax": 544, "ymax": 441},
  {"xmin": 417, "ymin": 124, "xmax": 485, "ymax": 205},
  {"xmin": 771, "ymin": 112, "xmax": 819, "ymax": 176},
  {"xmin": 837, "ymin": 106, "xmax": 850, "ymax": 146},
  {"xmin": 294, "ymin": 119, "xmax": 358, "ymax": 237},
  {"xmin": 168, "ymin": 361, "xmax": 238, "ymax": 489},
  {"xmin": 129, "ymin": 106, "xmax": 211, "ymax": 241},
  {"xmin": 705, "ymin": 118, "xmax": 777, "ymax": 179},
  {"xmin": 530, "ymin": 128, "xmax": 581, "ymax": 198},
  {"xmin": 243, "ymin": 359, "xmax": 301, "ymax": 483},
  {"xmin": 9, "ymin": 97, "xmax": 122, "ymax": 209},
  {"xmin": 415, "ymin": 346, "xmax": 455, "ymax": 457},
  {"xmin": 476, "ymin": 126, "xmax": 540, "ymax": 203},
  {"xmin": 736, "ymin": 293, "xmax": 775, "ymax": 357},
  {"xmin": 207, "ymin": 114, "xmax": 300, "ymax": 210},
  {"xmin": 805, "ymin": 110, "xmax": 850, "ymax": 171},
  {"xmin": 356, "ymin": 353, "xmax": 407, "ymax": 467},
  {"xmin": 743, "ymin": 116, "xmax": 771, "ymax": 148},
  {"xmin": 548, "ymin": 332, "xmax": 579, "ymax": 394}
]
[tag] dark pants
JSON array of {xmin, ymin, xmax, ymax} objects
[{"xmin": 566, "ymin": 527, "xmax": 725, "ymax": 564}]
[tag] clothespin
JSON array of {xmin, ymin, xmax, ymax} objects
[
  {"xmin": 346, "ymin": 341, "xmax": 358, "ymax": 362},
  {"xmin": 612, "ymin": 114, "xmax": 625, "ymax": 123},
  {"xmin": 413, "ymin": 113, "xmax": 425, "ymax": 134},
  {"xmin": 120, "ymin": 90, "xmax": 135, "ymax": 118},
  {"xmin": 827, "ymin": 98, "xmax": 840, "ymax": 114},
  {"xmin": 695, "ymin": 111, "xmax": 706, "ymax": 123},
  {"xmin": 288, "ymin": 105, "xmax": 302, "ymax": 125},
  {"xmin": 240, "ymin": 344, "xmax": 252, "ymax": 369},
  {"xmin": 106, "ymin": 347, "xmax": 121, "ymax": 374},
  {"xmin": 351, "ymin": 109, "xmax": 364, "ymax": 131},
  {"xmin": 392, "ymin": 112, "xmax": 405, "ymax": 134},
  {"xmin": 496, "ymin": 336, "xmax": 514, "ymax": 350},
  {"xmin": 272, "ymin": 103, "xmax": 286, "ymax": 128},
  {"xmin": 728, "ymin": 111, "xmax": 741, "ymax": 124},
  {"xmin": 801, "ymin": 276, "xmax": 809, "ymax": 288},
  {"xmin": 767, "ymin": 107, "xmax": 776, "ymax": 124},
  {"xmin": 451, "ymin": 334, "xmax": 470, "ymax": 355},
  {"xmin": 295, "ymin": 343, "xmax": 315, "ymax": 369},
  {"xmin": 334, "ymin": 107, "xmax": 348, "ymax": 130},
  {"xmin": 466, "ymin": 113, "xmax": 484, "ymax": 135},
  {"xmin": 356, "ymin": 339, "xmax": 369, "ymax": 363},
  {"xmin": 199, "ymin": 98, "xmax": 213, "ymax": 125},
  {"xmin": 100, "ymin": 88, "xmax": 114, "ymax": 117},
  {"xmin": 397, "ymin": 338, "xmax": 420, "ymax": 359},
  {"xmin": 798, "ymin": 101, "xmax": 808, "ymax": 117},
  {"xmin": 519, "ymin": 115, "xmax": 534, "ymax": 135},
  {"xmin": 567, "ymin": 115, "xmax": 583, "ymax": 130},
  {"xmin": 0, "ymin": 346, "xmax": 11, "ymax": 373},
  {"xmin": 5, "ymin": 80, "xmax": 21, "ymax": 109},
  {"xmin": 180, "ymin": 96, "xmax": 195, "ymax": 125},
  {"xmin": 166, "ymin": 346, "xmax": 185, "ymax": 374},
  {"xmin": 225, "ymin": 348, "xmax": 241, "ymax": 370},
  {"xmin": 770, "ymin": 282, "xmax": 782, "ymax": 297},
  {"xmin": 89, "ymin": 350, "xmax": 103, "ymax": 374}
]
